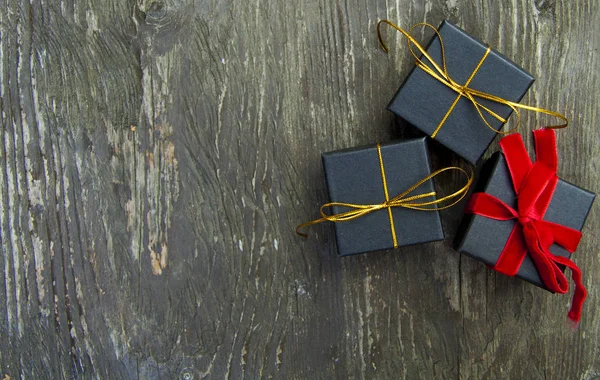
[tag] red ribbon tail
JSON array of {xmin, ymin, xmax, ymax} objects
[
  {"xmin": 567, "ymin": 283, "xmax": 586, "ymax": 325},
  {"xmin": 553, "ymin": 255, "xmax": 587, "ymax": 324},
  {"xmin": 522, "ymin": 223, "xmax": 587, "ymax": 324}
]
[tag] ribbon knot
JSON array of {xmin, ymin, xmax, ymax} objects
[
  {"xmin": 518, "ymin": 215, "xmax": 535, "ymax": 225},
  {"xmin": 455, "ymin": 84, "xmax": 468, "ymax": 95},
  {"xmin": 465, "ymin": 129, "xmax": 587, "ymax": 324}
]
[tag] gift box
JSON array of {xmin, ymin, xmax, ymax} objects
[
  {"xmin": 454, "ymin": 151, "xmax": 595, "ymax": 287},
  {"xmin": 320, "ymin": 138, "xmax": 444, "ymax": 256},
  {"xmin": 454, "ymin": 130, "xmax": 595, "ymax": 322},
  {"xmin": 386, "ymin": 20, "xmax": 535, "ymax": 164}
]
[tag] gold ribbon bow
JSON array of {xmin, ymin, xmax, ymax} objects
[
  {"xmin": 377, "ymin": 20, "xmax": 568, "ymax": 137},
  {"xmin": 296, "ymin": 143, "xmax": 473, "ymax": 248}
]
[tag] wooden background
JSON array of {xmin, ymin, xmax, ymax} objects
[{"xmin": 1, "ymin": 0, "xmax": 599, "ymax": 378}]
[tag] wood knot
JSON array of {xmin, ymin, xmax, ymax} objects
[
  {"xmin": 534, "ymin": 0, "xmax": 556, "ymax": 17},
  {"xmin": 140, "ymin": 1, "xmax": 167, "ymax": 23}
]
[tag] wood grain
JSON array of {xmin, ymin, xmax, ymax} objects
[{"xmin": 1, "ymin": 0, "xmax": 599, "ymax": 378}]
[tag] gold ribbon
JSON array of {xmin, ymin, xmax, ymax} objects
[
  {"xmin": 377, "ymin": 20, "xmax": 568, "ymax": 136},
  {"xmin": 296, "ymin": 143, "xmax": 473, "ymax": 248}
]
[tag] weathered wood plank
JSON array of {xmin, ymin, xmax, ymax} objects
[{"xmin": 1, "ymin": 0, "xmax": 599, "ymax": 379}]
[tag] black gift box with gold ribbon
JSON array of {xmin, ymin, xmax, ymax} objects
[
  {"xmin": 387, "ymin": 20, "xmax": 534, "ymax": 164},
  {"xmin": 320, "ymin": 138, "xmax": 444, "ymax": 256}
]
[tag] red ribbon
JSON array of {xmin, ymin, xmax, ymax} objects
[{"xmin": 465, "ymin": 129, "xmax": 587, "ymax": 323}]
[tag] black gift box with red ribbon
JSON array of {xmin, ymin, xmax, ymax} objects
[
  {"xmin": 387, "ymin": 20, "xmax": 535, "ymax": 165},
  {"xmin": 455, "ymin": 152, "xmax": 595, "ymax": 286},
  {"xmin": 454, "ymin": 129, "xmax": 595, "ymax": 322}
]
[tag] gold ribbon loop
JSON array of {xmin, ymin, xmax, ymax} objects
[
  {"xmin": 296, "ymin": 143, "xmax": 473, "ymax": 249},
  {"xmin": 376, "ymin": 20, "xmax": 568, "ymax": 135}
]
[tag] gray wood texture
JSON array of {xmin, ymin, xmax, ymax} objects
[{"xmin": 1, "ymin": 0, "xmax": 599, "ymax": 378}]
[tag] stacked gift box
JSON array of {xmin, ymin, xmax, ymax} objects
[{"xmin": 298, "ymin": 20, "xmax": 595, "ymax": 323}]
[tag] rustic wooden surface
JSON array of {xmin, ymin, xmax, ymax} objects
[{"xmin": 1, "ymin": 0, "xmax": 599, "ymax": 378}]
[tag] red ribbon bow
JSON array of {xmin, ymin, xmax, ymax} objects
[{"xmin": 465, "ymin": 129, "xmax": 586, "ymax": 323}]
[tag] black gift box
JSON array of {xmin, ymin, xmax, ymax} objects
[
  {"xmin": 454, "ymin": 153, "xmax": 596, "ymax": 289},
  {"xmin": 387, "ymin": 20, "xmax": 535, "ymax": 165},
  {"xmin": 322, "ymin": 138, "xmax": 444, "ymax": 256}
]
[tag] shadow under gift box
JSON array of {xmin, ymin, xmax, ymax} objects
[
  {"xmin": 387, "ymin": 20, "xmax": 535, "ymax": 165},
  {"xmin": 454, "ymin": 152, "xmax": 596, "ymax": 289},
  {"xmin": 322, "ymin": 138, "xmax": 444, "ymax": 256}
]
